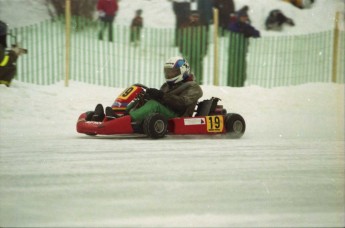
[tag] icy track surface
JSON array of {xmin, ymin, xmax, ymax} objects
[{"xmin": 0, "ymin": 81, "xmax": 344, "ymax": 227}]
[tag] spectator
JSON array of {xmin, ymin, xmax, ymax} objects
[
  {"xmin": 227, "ymin": 7, "xmax": 260, "ymax": 87},
  {"xmin": 235, "ymin": 5, "xmax": 251, "ymax": 23},
  {"xmin": 97, "ymin": 0, "xmax": 118, "ymax": 42},
  {"xmin": 0, "ymin": 21, "xmax": 26, "ymax": 87},
  {"xmin": 228, "ymin": 6, "xmax": 260, "ymax": 38},
  {"xmin": 197, "ymin": 0, "xmax": 214, "ymax": 26},
  {"xmin": 170, "ymin": 0, "xmax": 191, "ymax": 46},
  {"xmin": 265, "ymin": 9, "xmax": 295, "ymax": 31},
  {"xmin": 178, "ymin": 11, "xmax": 208, "ymax": 84},
  {"xmin": 130, "ymin": 9, "xmax": 143, "ymax": 46},
  {"xmin": 213, "ymin": 0, "xmax": 235, "ymax": 33}
]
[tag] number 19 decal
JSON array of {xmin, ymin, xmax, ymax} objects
[{"xmin": 206, "ymin": 116, "xmax": 224, "ymax": 132}]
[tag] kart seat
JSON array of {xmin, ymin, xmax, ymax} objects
[{"xmin": 195, "ymin": 97, "xmax": 221, "ymax": 116}]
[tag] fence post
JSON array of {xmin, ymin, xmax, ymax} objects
[
  {"xmin": 332, "ymin": 11, "xmax": 340, "ymax": 83},
  {"xmin": 213, "ymin": 8, "xmax": 219, "ymax": 86},
  {"xmin": 65, "ymin": 0, "xmax": 71, "ymax": 87}
]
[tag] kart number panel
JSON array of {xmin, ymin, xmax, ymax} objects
[
  {"xmin": 170, "ymin": 115, "xmax": 225, "ymax": 134},
  {"xmin": 205, "ymin": 115, "xmax": 224, "ymax": 133}
]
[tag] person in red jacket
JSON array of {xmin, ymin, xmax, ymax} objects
[{"xmin": 97, "ymin": 0, "xmax": 118, "ymax": 42}]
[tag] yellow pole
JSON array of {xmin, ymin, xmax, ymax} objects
[
  {"xmin": 65, "ymin": 0, "xmax": 71, "ymax": 87},
  {"xmin": 331, "ymin": 11, "xmax": 340, "ymax": 83},
  {"xmin": 213, "ymin": 7, "xmax": 219, "ymax": 86}
]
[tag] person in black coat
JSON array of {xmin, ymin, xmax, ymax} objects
[
  {"xmin": 213, "ymin": 0, "xmax": 235, "ymax": 32},
  {"xmin": 197, "ymin": 0, "xmax": 214, "ymax": 26},
  {"xmin": 265, "ymin": 9, "xmax": 295, "ymax": 31},
  {"xmin": 178, "ymin": 11, "xmax": 208, "ymax": 84},
  {"xmin": 171, "ymin": 0, "xmax": 191, "ymax": 46},
  {"xmin": 0, "ymin": 21, "xmax": 26, "ymax": 87},
  {"xmin": 226, "ymin": 7, "xmax": 260, "ymax": 87}
]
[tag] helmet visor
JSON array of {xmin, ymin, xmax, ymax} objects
[{"xmin": 164, "ymin": 67, "xmax": 181, "ymax": 80}]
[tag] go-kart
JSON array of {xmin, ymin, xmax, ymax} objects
[{"xmin": 76, "ymin": 84, "xmax": 246, "ymax": 139}]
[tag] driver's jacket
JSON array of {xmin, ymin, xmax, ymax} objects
[{"xmin": 160, "ymin": 77, "xmax": 203, "ymax": 117}]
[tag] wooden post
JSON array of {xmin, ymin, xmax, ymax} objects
[
  {"xmin": 213, "ymin": 8, "xmax": 219, "ymax": 86},
  {"xmin": 331, "ymin": 11, "xmax": 340, "ymax": 83},
  {"xmin": 65, "ymin": 0, "xmax": 71, "ymax": 87}
]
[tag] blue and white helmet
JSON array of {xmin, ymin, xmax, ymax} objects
[{"xmin": 164, "ymin": 56, "xmax": 190, "ymax": 85}]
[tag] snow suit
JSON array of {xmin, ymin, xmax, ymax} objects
[{"xmin": 129, "ymin": 75, "xmax": 203, "ymax": 121}]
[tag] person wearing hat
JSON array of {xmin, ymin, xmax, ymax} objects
[
  {"xmin": 170, "ymin": 0, "xmax": 191, "ymax": 46},
  {"xmin": 178, "ymin": 10, "xmax": 208, "ymax": 84},
  {"xmin": 265, "ymin": 9, "xmax": 295, "ymax": 31},
  {"xmin": 130, "ymin": 9, "xmax": 143, "ymax": 46},
  {"xmin": 0, "ymin": 21, "xmax": 26, "ymax": 87},
  {"xmin": 227, "ymin": 6, "xmax": 260, "ymax": 87},
  {"xmin": 228, "ymin": 6, "xmax": 260, "ymax": 38},
  {"xmin": 213, "ymin": 0, "xmax": 236, "ymax": 33}
]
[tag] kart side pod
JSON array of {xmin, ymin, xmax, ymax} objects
[
  {"xmin": 139, "ymin": 97, "xmax": 245, "ymax": 139},
  {"xmin": 142, "ymin": 113, "xmax": 246, "ymax": 139}
]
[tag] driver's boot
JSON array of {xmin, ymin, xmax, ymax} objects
[
  {"xmin": 91, "ymin": 104, "xmax": 105, "ymax": 122},
  {"xmin": 105, "ymin": 106, "xmax": 119, "ymax": 119}
]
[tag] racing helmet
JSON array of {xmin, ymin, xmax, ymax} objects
[{"xmin": 164, "ymin": 56, "xmax": 190, "ymax": 85}]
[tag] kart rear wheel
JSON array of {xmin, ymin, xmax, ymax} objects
[
  {"xmin": 143, "ymin": 113, "xmax": 168, "ymax": 139},
  {"xmin": 225, "ymin": 113, "xmax": 245, "ymax": 138}
]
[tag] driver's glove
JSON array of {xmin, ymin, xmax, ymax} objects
[{"xmin": 146, "ymin": 88, "xmax": 164, "ymax": 100}]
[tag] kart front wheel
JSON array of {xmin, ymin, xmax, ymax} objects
[
  {"xmin": 225, "ymin": 113, "xmax": 245, "ymax": 138},
  {"xmin": 143, "ymin": 113, "xmax": 168, "ymax": 139}
]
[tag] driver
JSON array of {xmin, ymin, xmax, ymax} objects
[
  {"xmin": 90, "ymin": 56, "xmax": 203, "ymax": 122},
  {"xmin": 0, "ymin": 20, "xmax": 26, "ymax": 87}
]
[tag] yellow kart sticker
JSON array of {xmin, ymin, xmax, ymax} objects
[
  {"xmin": 206, "ymin": 115, "xmax": 224, "ymax": 132},
  {"xmin": 119, "ymin": 86, "xmax": 136, "ymax": 99}
]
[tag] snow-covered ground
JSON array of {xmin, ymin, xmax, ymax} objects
[{"xmin": 0, "ymin": 81, "xmax": 344, "ymax": 227}]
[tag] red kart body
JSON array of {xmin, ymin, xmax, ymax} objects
[
  {"xmin": 76, "ymin": 84, "xmax": 245, "ymax": 139},
  {"xmin": 77, "ymin": 113, "xmax": 226, "ymax": 135}
]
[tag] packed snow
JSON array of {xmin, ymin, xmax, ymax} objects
[
  {"xmin": 0, "ymin": 81, "xmax": 344, "ymax": 227},
  {"xmin": 1, "ymin": 0, "xmax": 345, "ymax": 227}
]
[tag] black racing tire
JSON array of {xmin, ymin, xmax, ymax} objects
[
  {"xmin": 143, "ymin": 113, "xmax": 168, "ymax": 139},
  {"xmin": 225, "ymin": 113, "xmax": 246, "ymax": 138}
]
